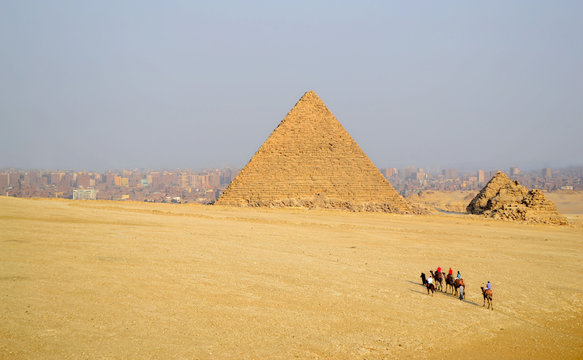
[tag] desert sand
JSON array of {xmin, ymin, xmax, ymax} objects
[{"xmin": 1, "ymin": 195, "xmax": 582, "ymax": 359}]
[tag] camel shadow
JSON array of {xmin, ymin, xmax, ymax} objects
[
  {"xmin": 460, "ymin": 299, "xmax": 482, "ymax": 307},
  {"xmin": 407, "ymin": 280, "xmax": 424, "ymax": 287},
  {"xmin": 409, "ymin": 289, "xmax": 429, "ymax": 295}
]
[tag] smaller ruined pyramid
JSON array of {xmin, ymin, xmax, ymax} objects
[
  {"xmin": 215, "ymin": 91, "xmax": 411, "ymax": 213},
  {"xmin": 467, "ymin": 171, "xmax": 567, "ymax": 224}
]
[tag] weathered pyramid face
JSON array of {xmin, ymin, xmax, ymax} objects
[
  {"xmin": 467, "ymin": 171, "xmax": 567, "ymax": 224},
  {"xmin": 215, "ymin": 91, "xmax": 410, "ymax": 212},
  {"xmin": 467, "ymin": 171, "xmax": 522, "ymax": 214}
]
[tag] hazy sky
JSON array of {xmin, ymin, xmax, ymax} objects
[{"xmin": 1, "ymin": 1, "xmax": 582, "ymax": 171}]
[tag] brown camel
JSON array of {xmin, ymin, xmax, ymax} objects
[
  {"xmin": 481, "ymin": 286, "xmax": 493, "ymax": 310},
  {"xmin": 426, "ymin": 282, "xmax": 435, "ymax": 296},
  {"xmin": 430, "ymin": 270, "xmax": 443, "ymax": 292},
  {"xmin": 454, "ymin": 278, "xmax": 465, "ymax": 297},
  {"xmin": 445, "ymin": 273, "xmax": 455, "ymax": 294}
]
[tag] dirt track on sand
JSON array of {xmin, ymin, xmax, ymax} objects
[{"xmin": 1, "ymin": 196, "xmax": 582, "ymax": 359}]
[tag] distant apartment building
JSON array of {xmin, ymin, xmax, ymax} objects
[
  {"xmin": 442, "ymin": 168, "xmax": 458, "ymax": 179},
  {"xmin": 114, "ymin": 176, "xmax": 129, "ymax": 186},
  {"xmin": 209, "ymin": 172, "xmax": 221, "ymax": 187},
  {"xmin": 0, "ymin": 173, "xmax": 9, "ymax": 188},
  {"xmin": 73, "ymin": 189, "xmax": 97, "ymax": 200},
  {"xmin": 401, "ymin": 166, "xmax": 416, "ymax": 180},
  {"xmin": 382, "ymin": 168, "xmax": 398, "ymax": 178},
  {"xmin": 23, "ymin": 171, "xmax": 41, "ymax": 186},
  {"xmin": 415, "ymin": 168, "xmax": 426, "ymax": 182},
  {"xmin": 510, "ymin": 167, "xmax": 521, "ymax": 176},
  {"xmin": 220, "ymin": 169, "xmax": 235, "ymax": 185},
  {"xmin": 104, "ymin": 173, "xmax": 116, "ymax": 185},
  {"xmin": 49, "ymin": 172, "xmax": 64, "ymax": 185},
  {"xmin": 477, "ymin": 169, "xmax": 485, "ymax": 185},
  {"xmin": 76, "ymin": 174, "xmax": 92, "ymax": 188},
  {"xmin": 543, "ymin": 168, "xmax": 552, "ymax": 178}
]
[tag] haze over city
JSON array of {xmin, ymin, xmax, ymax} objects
[{"xmin": 1, "ymin": 1, "xmax": 582, "ymax": 171}]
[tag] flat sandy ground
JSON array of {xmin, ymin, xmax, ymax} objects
[{"xmin": 1, "ymin": 196, "xmax": 582, "ymax": 359}]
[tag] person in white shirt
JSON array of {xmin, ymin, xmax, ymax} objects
[{"xmin": 426, "ymin": 275, "xmax": 435, "ymax": 295}]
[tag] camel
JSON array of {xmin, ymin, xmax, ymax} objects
[
  {"xmin": 445, "ymin": 273, "xmax": 455, "ymax": 294},
  {"xmin": 430, "ymin": 270, "xmax": 443, "ymax": 292},
  {"xmin": 481, "ymin": 286, "xmax": 493, "ymax": 310},
  {"xmin": 420, "ymin": 272, "xmax": 427, "ymax": 286},
  {"xmin": 454, "ymin": 278, "xmax": 465, "ymax": 297},
  {"xmin": 426, "ymin": 282, "xmax": 435, "ymax": 296}
]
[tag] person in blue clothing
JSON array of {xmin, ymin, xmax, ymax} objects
[
  {"xmin": 459, "ymin": 282, "xmax": 464, "ymax": 300},
  {"xmin": 456, "ymin": 271, "xmax": 461, "ymax": 279},
  {"xmin": 486, "ymin": 281, "xmax": 492, "ymax": 291}
]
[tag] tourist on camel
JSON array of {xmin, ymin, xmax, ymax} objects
[
  {"xmin": 457, "ymin": 270, "xmax": 462, "ymax": 279},
  {"xmin": 486, "ymin": 281, "xmax": 492, "ymax": 291},
  {"xmin": 437, "ymin": 266, "xmax": 441, "ymax": 274},
  {"xmin": 448, "ymin": 267, "xmax": 453, "ymax": 276}
]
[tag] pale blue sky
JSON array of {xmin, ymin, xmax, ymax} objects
[{"xmin": 1, "ymin": 1, "xmax": 581, "ymax": 171}]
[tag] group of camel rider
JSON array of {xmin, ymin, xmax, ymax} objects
[{"xmin": 427, "ymin": 267, "xmax": 492, "ymax": 300}]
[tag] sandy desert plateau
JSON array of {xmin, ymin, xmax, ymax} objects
[{"xmin": 1, "ymin": 194, "xmax": 582, "ymax": 359}]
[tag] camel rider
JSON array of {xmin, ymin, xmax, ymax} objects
[
  {"xmin": 437, "ymin": 266, "xmax": 442, "ymax": 274},
  {"xmin": 457, "ymin": 271, "xmax": 462, "ymax": 279},
  {"xmin": 486, "ymin": 281, "xmax": 492, "ymax": 291},
  {"xmin": 427, "ymin": 275, "xmax": 434, "ymax": 288},
  {"xmin": 448, "ymin": 268, "xmax": 453, "ymax": 276}
]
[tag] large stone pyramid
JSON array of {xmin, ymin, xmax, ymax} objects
[
  {"xmin": 467, "ymin": 171, "xmax": 567, "ymax": 224},
  {"xmin": 215, "ymin": 91, "xmax": 411, "ymax": 213}
]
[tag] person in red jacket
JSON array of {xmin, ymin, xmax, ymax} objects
[
  {"xmin": 448, "ymin": 267, "xmax": 453, "ymax": 276},
  {"xmin": 437, "ymin": 266, "xmax": 442, "ymax": 274}
]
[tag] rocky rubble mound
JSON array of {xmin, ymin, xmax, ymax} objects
[
  {"xmin": 235, "ymin": 195, "xmax": 429, "ymax": 214},
  {"xmin": 467, "ymin": 172, "xmax": 567, "ymax": 225}
]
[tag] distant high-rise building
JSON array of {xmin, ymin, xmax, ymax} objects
[
  {"xmin": 114, "ymin": 176, "xmax": 129, "ymax": 186},
  {"xmin": 382, "ymin": 168, "xmax": 398, "ymax": 178},
  {"xmin": 542, "ymin": 168, "xmax": 552, "ymax": 178},
  {"xmin": 104, "ymin": 173, "xmax": 116, "ymax": 185},
  {"xmin": 401, "ymin": 166, "xmax": 416, "ymax": 179},
  {"xmin": 0, "ymin": 173, "xmax": 9, "ymax": 188},
  {"xmin": 23, "ymin": 171, "xmax": 41, "ymax": 186},
  {"xmin": 77, "ymin": 174, "xmax": 91, "ymax": 188},
  {"xmin": 510, "ymin": 167, "xmax": 520, "ymax": 176},
  {"xmin": 49, "ymin": 172, "xmax": 67, "ymax": 185},
  {"xmin": 443, "ymin": 168, "xmax": 458, "ymax": 179},
  {"xmin": 415, "ymin": 168, "xmax": 426, "ymax": 182},
  {"xmin": 477, "ymin": 169, "xmax": 485, "ymax": 184}
]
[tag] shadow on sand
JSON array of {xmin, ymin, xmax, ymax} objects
[
  {"xmin": 408, "ymin": 279, "xmax": 484, "ymax": 308},
  {"xmin": 407, "ymin": 280, "xmax": 424, "ymax": 287},
  {"xmin": 409, "ymin": 289, "xmax": 429, "ymax": 295},
  {"xmin": 436, "ymin": 208, "xmax": 467, "ymax": 215}
]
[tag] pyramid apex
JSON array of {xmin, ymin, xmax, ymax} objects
[{"xmin": 301, "ymin": 90, "xmax": 320, "ymax": 99}]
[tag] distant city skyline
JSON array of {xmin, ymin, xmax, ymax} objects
[
  {"xmin": 1, "ymin": 2, "xmax": 582, "ymax": 171},
  {"xmin": 2, "ymin": 165, "xmax": 580, "ymax": 203}
]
